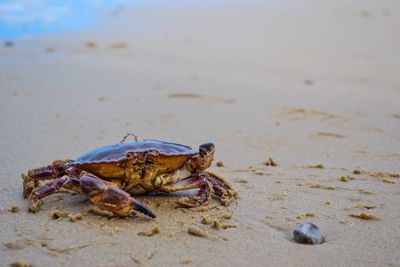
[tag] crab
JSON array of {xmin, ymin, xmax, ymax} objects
[{"xmin": 22, "ymin": 137, "xmax": 237, "ymax": 218}]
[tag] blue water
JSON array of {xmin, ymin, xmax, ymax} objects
[
  {"xmin": 0, "ymin": 0, "xmax": 140, "ymax": 40},
  {"xmin": 0, "ymin": 0, "xmax": 237, "ymax": 40}
]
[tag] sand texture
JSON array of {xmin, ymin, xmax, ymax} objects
[{"xmin": 1, "ymin": 1, "xmax": 399, "ymax": 266}]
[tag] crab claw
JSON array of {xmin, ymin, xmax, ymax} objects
[{"xmin": 132, "ymin": 199, "xmax": 156, "ymax": 218}]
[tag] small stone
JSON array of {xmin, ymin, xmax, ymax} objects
[
  {"xmin": 216, "ymin": 160, "xmax": 224, "ymax": 167},
  {"xmin": 293, "ymin": 222, "xmax": 325, "ymax": 245}
]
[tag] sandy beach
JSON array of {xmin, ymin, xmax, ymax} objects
[{"xmin": 0, "ymin": 0, "xmax": 399, "ymax": 266}]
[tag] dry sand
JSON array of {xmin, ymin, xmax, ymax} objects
[{"xmin": 1, "ymin": 0, "xmax": 400, "ymax": 266}]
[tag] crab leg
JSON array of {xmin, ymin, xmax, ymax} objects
[
  {"xmin": 205, "ymin": 171, "xmax": 238, "ymax": 206},
  {"xmin": 27, "ymin": 160, "xmax": 72, "ymax": 180},
  {"xmin": 160, "ymin": 173, "xmax": 213, "ymax": 207},
  {"xmin": 22, "ymin": 160, "xmax": 72, "ymax": 198},
  {"xmin": 161, "ymin": 172, "xmax": 237, "ymax": 207},
  {"xmin": 78, "ymin": 173, "xmax": 156, "ymax": 218},
  {"xmin": 29, "ymin": 177, "xmax": 81, "ymax": 212}
]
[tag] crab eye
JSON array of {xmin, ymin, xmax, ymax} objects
[{"xmin": 199, "ymin": 142, "xmax": 214, "ymax": 156}]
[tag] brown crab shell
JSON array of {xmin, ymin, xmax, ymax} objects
[{"xmin": 71, "ymin": 140, "xmax": 197, "ymax": 179}]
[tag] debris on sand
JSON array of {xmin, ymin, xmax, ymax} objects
[
  {"xmin": 97, "ymin": 96, "xmax": 108, "ymax": 102},
  {"xmin": 369, "ymin": 171, "xmax": 400, "ymax": 178},
  {"xmin": 138, "ymin": 225, "xmax": 160, "ymax": 237},
  {"xmin": 216, "ymin": 160, "xmax": 224, "ymax": 167},
  {"xmin": 219, "ymin": 211, "xmax": 233, "ymax": 220},
  {"xmin": 310, "ymin": 184, "xmax": 335, "ymax": 190},
  {"xmin": 233, "ymin": 178, "xmax": 249, "ymax": 184},
  {"xmin": 352, "ymin": 169, "xmax": 363, "ymax": 174},
  {"xmin": 10, "ymin": 260, "xmax": 34, "ymax": 267},
  {"xmin": 307, "ymin": 164, "xmax": 324, "ymax": 169},
  {"xmin": 358, "ymin": 189, "xmax": 373, "ymax": 195},
  {"xmin": 68, "ymin": 213, "xmax": 82, "ymax": 222},
  {"xmin": 51, "ymin": 209, "xmax": 69, "ymax": 220},
  {"xmin": 46, "ymin": 243, "xmax": 91, "ymax": 254},
  {"xmin": 264, "ymin": 157, "xmax": 277, "ymax": 167},
  {"xmin": 168, "ymin": 93, "xmax": 202, "ymax": 99},
  {"xmin": 201, "ymin": 216, "xmax": 237, "ymax": 230},
  {"xmin": 293, "ymin": 222, "xmax": 324, "ymax": 245},
  {"xmin": 110, "ymin": 42, "xmax": 128, "ymax": 49},
  {"xmin": 383, "ymin": 179, "xmax": 395, "ymax": 184},
  {"xmin": 296, "ymin": 212, "xmax": 316, "ymax": 219},
  {"xmin": 340, "ymin": 175, "xmax": 356, "ymax": 182},
  {"xmin": 9, "ymin": 204, "xmax": 20, "ymax": 213},
  {"xmin": 201, "ymin": 210, "xmax": 236, "ymax": 230},
  {"xmin": 211, "ymin": 220, "xmax": 237, "ymax": 230},
  {"xmin": 268, "ymin": 193, "xmax": 286, "ymax": 201},
  {"xmin": 86, "ymin": 41, "xmax": 97, "ymax": 48},
  {"xmin": 233, "ymin": 167, "xmax": 269, "ymax": 176},
  {"xmin": 188, "ymin": 226, "xmax": 210, "ymax": 238},
  {"xmin": 349, "ymin": 213, "xmax": 381, "ymax": 220},
  {"xmin": 355, "ymin": 203, "xmax": 376, "ymax": 210},
  {"xmin": 129, "ymin": 254, "xmax": 142, "ymax": 265},
  {"xmin": 189, "ymin": 205, "xmax": 218, "ymax": 212},
  {"xmin": 179, "ymin": 259, "xmax": 193, "ymax": 265},
  {"xmin": 315, "ymin": 132, "xmax": 344, "ymax": 138},
  {"xmin": 4, "ymin": 241, "xmax": 25, "ymax": 250}
]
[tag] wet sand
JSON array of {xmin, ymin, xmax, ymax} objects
[{"xmin": 1, "ymin": 1, "xmax": 399, "ymax": 266}]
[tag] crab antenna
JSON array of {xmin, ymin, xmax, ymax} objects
[{"xmin": 120, "ymin": 133, "xmax": 139, "ymax": 143}]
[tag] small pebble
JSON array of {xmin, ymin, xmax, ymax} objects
[
  {"xmin": 264, "ymin": 157, "xmax": 277, "ymax": 166},
  {"xmin": 9, "ymin": 204, "xmax": 20, "ymax": 213},
  {"xmin": 293, "ymin": 222, "xmax": 325, "ymax": 245},
  {"xmin": 216, "ymin": 160, "xmax": 224, "ymax": 167}
]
